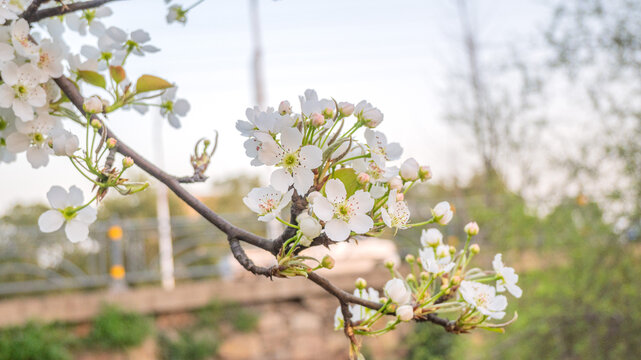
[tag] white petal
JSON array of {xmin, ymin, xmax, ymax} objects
[
  {"xmin": 312, "ymin": 196, "xmax": 334, "ymax": 222},
  {"xmin": 280, "ymin": 127, "xmax": 303, "ymax": 153},
  {"xmin": 65, "ymin": 220, "xmax": 89, "ymax": 243},
  {"xmin": 381, "ymin": 208, "xmax": 392, "ymax": 228},
  {"xmin": 38, "ymin": 210, "xmax": 64, "ymax": 232},
  {"xmin": 299, "ymin": 145, "xmax": 322, "ymax": 168},
  {"xmin": 292, "ymin": 168, "xmax": 314, "ymax": 195},
  {"xmin": 347, "ymin": 190, "xmax": 374, "ymax": 213},
  {"xmin": 1, "ymin": 61, "xmax": 18, "ymax": 85},
  {"xmin": 75, "ymin": 207, "xmax": 97, "ymax": 224},
  {"xmin": 131, "ymin": 29, "xmax": 150, "ymax": 43},
  {"xmin": 173, "ymin": 99, "xmax": 190, "ymax": 116},
  {"xmin": 507, "ymin": 283, "xmax": 523, "ymax": 298},
  {"xmin": 325, "ymin": 178, "xmax": 346, "ymax": 204},
  {"xmin": 0, "ymin": 84, "xmax": 14, "ymax": 107},
  {"xmin": 12, "ymin": 99, "xmax": 34, "ymax": 120},
  {"xmin": 270, "ymin": 168, "xmax": 292, "ymax": 193},
  {"xmin": 47, "ymin": 185, "xmax": 68, "ymax": 208},
  {"xmin": 4, "ymin": 133, "xmax": 29, "ymax": 153},
  {"xmin": 67, "ymin": 185, "xmax": 84, "ymax": 206},
  {"xmin": 386, "ymin": 143, "xmax": 403, "ymax": 161},
  {"xmin": 26, "ymin": 146, "xmax": 50, "ymax": 168},
  {"xmin": 348, "ymin": 214, "xmax": 373, "ymax": 234},
  {"xmin": 324, "ymin": 219, "xmax": 350, "ymax": 242},
  {"xmin": 0, "ymin": 43, "xmax": 14, "ymax": 61}
]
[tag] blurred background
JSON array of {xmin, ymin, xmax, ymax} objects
[{"xmin": 1, "ymin": 0, "xmax": 640, "ymax": 359}]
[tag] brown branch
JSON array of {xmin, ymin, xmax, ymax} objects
[
  {"xmin": 25, "ymin": 0, "xmax": 122, "ymax": 23},
  {"xmin": 228, "ymin": 237, "xmax": 283, "ymax": 278},
  {"xmin": 21, "ymin": 0, "xmax": 49, "ymax": 21},
  {"xmin": 53, "ymin": 76, "xmax": 273, "ymax": 252}
]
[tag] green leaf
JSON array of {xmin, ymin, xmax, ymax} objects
[
  {"xmin": 135, "ymin": 75, "xmax": 173, "ymax": 94},
  {"xmin": 109, "ymin": 65, "xmax": 126, "ymax": 84},
  {"xmin": 115, "ymin": 182, "xmax": 149, "ymax": 195},
  {"xmin": 326, "ymin": 168, "xmax": 360, "ymax": 197},
  {"xmin": 78, "ymin": 70, "xmax": 106, "ymax": 89}
]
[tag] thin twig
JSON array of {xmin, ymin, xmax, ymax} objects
[{"xmin": 25, "ymin": 0, "xmax": 123, "ymax": 23}]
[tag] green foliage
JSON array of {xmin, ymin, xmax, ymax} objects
[
  {"xmin": 196, "ymin": 301, "xmax": 258, "ymax": 333},
  {"xmin": 404, "ymin": 322, "xmax": 454, "ymax": 360},
  {"xmin": 0, "ymin": 322, "xmax": 74, "ymax": 360},
  {"xmin": 86, "ymin": 304, "xmax": 151, "ymax": 350},
  {"xmin": 158, "ymin": 331, "xmax": 218, "ymax": 360}
]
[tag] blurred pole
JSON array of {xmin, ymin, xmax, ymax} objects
[
  {"xmin": 108, "ymin": 225, "xmax": 127, "ymax": 292},
  {"xmin": 249, "ymin": 0, "xmax": 282, "ymax": 239},
  {"xmin": 153, "ymin": 112, "xmax": 176, "ymax": 290}
]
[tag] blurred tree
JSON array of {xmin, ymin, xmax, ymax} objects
[{"xmin": 546, "ymin": 0, "xmax": 641, "ymax": 239}]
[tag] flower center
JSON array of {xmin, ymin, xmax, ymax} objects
[
  {"xmin": 60, "ymin": 207, "xmax": 78, "ymax": 221},
  {"xmin": 335, "ymin": 203, "xmax": 352, "ymax": 221},
  {"xmin": 281, "ymin": 152, "xmax": 299, "ymax": 170},
  {"xmin": 31, "ymin": 132, "xmax": 44, "ymax": 144},
  {"xmin": 258, "ymin": 198, "xmax": 276, "ymax": 213}
]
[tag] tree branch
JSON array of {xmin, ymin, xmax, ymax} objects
[
  {"xmin": 21, "ymin": 0, "xmax": 49, "ymax": 21},
  {"xmin": 53, "ymin": 76, "xmax": 274, "ymax": 252},
  {"xmin": 25, "ymin": 0, "xmax": 123, "ymax": 23}
]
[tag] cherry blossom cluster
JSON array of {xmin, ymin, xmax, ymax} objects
[
  {"xmin": 0, "ymin": 1, "xmax": 197, "ymax": 243},
  {"xmin": 239, "ymin": 90, "xmax": 521, "ymax": 357}
]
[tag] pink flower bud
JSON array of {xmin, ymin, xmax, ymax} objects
[
  {"xmin": 419, "ymin": 165, "xmax": 432, "ymax": 181},
  {"xmin": 396, "ymin": 192, "xmax": 405, "ymax": 202},
  {"xmin": 464, "ymin": 221, "xmax": 479, "ymax": 236},
  {"xmin": 310, "ymin": 112, "xmax": 325, "ymax": 127},
  {"xmin": 389, "ymin": 177, "xmax": 403, "ymax": 191},
  {"xmin": 106, "ymin": 138, "xmax": 117, "ymax": 149},
  {"xmin": 122, "ymin": 156, "xmax": 134, "ymax": 168},
  {"xmin": 83, "ymin": 96, "xmax": 103, "ymax": 113},
  {"xmin": 278, "ymin": 100, "xmax": 292, "ymax": 115},
  {"xmin": 357, "ymin": 172, "xmax": 370, "ymax": 184},
  {"xmin": 338, "ymin": 102, "xmax": 354, "ymax": 117}
]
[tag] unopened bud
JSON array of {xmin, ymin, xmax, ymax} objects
[
  {"xmin": 419, "ymin": 165, "xmax": 432, "ymax": 181},
  {"xmin": 384, "ymin": 260, "xmax": 395, "ymax": 270},
  {"xmin": 470, "ymin": 244, "xmax": 480, "ymax": 254},
  {"xmin": 338, "ymin": 101, "xmax": 354, "ymax": 117},
  {"xmin": 400, "ymin": 158, "xmax": 419, "ymax": 181},
  {"xmin": 404, "ymin": 254, "xmax": 415, "ymax": 264},
  {"xmin": 449, "ymin": 246, "xmax": 456, "ymax": 255},
  {"xmin": 441, "ymin": 278, "xmax": 449, "ymax": 290},
  {"xmin": 278, "ymin": 100, "xmax": 292, "ymax": 115},
  {"xmin": 310, "ymin": 112, "xmax": 325, "ymax": 127},
  {"xmin": 106, "ymin": 138, "xmax": 117, "ymax": 149},
  {"xmin": 389, "ymin": 177, "xmax": 403, "ymax": 191},
  {"xmin": 464, "ymin": 221, "xmax": 479, "ymax": 236},
  {"xmin": 355, "ymin": 277, "xmax": 367, "ymax": 290},
  {"xmin": 83, "ymin": 96, "xmax": 103, "ymax": 113},
  {"xmin": 420, "ymin": 272, "xmax": 430, "ymax": 281},
  {"xmin": 321, "ymin": 255, "xmax": 335, "ymax": 269},
  {"xmin": 322, "ymin": 106, "xmax": 335, "ymax": 119},
  {"xmin": 451, "ymin": 275, "xmax": 461, "ymax": 285},
  {"xmin": 357, "ymin": 172, "xmax": 370, "ymax": 185},
  {"xmin": 204, "ymin": 139, "xmax": 211, "ymax": 147},
  {"xmin": 396, "ymin": 192, "xmax": 405, "ymax": 202},
  {"xmin": 122, "ymin": 156, "xmax": 134, "ymax": 168},
  {"xmin": 405, "ymin": 273, "xmax": 416, "ymax": 283},
  {"xmin": 90, "ymin": 119, "xmax": 102, "ymax": 129}
]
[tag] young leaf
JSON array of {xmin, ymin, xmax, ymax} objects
[
  {"xmin": 109, "ymin": 66, "xmax": 126, "ymax": 84},
  {"xmin": 135, "ymin": 75, "xmax": 173, "ymax": 94},
  {"xmin": 326, "ymin": 168, "xmax": 360, "ymax": 197},
  {"xmin": 78, "ymin": 70, "xmax": 106, "ymax": 89}
]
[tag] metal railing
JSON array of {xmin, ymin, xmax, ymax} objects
[{"xmin": 0, "ymin": 214, "xmax": 263, "ymax": 296}]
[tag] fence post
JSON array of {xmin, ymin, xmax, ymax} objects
[{"xmin": 107, "ymin": 225, "xmax": 128, "ymax": 292}]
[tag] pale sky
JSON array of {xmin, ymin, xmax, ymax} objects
[{"xmin": 0, "ymin": 0, "xmax": 550, "ymax": 213}]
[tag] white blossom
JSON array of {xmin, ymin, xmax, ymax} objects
[
  {"xmin": 420, "ymin": 228, "xmax": 443, "ymax": 247},
  {"xmin": 419, "ymin": 246, "xmax": 454, "ymax": 275},
  {"xmin": 396, "ymin": 304, "xmax": 414, "ymax": 321},
  {"xmin": 49, "ymin": 128, "xmax": 79, "ymax": 157},
  {"xmin": 384, "ymin": 278, "xmax": 411, "ymax": 305},
  {"xmin": 0, "ymin": 1, "xmax": 19, "ymax": 25},
  {"xmin": 38, "ymin": 185, "xmax": 97, "ymax": 243},
  {"xmin": 459, "ymin": 280, "xmax": 508, "ymax": 320},
  {"xmin": 381, "ymin": 189, "xmax": 410, "ymax": 230},
  {"xmin": 364, "ymin": 129, "xmax": 402, "ymax": 162},
  {"xmin": 5, "ymin": 112, "xmax": 58, "ymax": 168},
  {"xmin": 354, "ymin": 100, "xmax": 383, "ymax": 128},
  {"xmin": 431, "ymin": 201, "xmax": 453, "ymax": 225},
  {"xmin": 0, "ymin": 62, "xmax": 47, "ymax": 120},
  {"xmin": 243, "ymin": 186, "xmax": 293, "ymax": 222},
  {"xmin": 11, "ymin": 19, "xmax": 39, "ymax": 57},
  {"xmin": 160, "ymin": 87, "xmax": 190, "ymax": 128},
  {"xmin": 492, "ymin": 254, "xmax": 522, "ymax": 298},
  {"xmin": 256, "ymin": 127, "xmax": 322, "ymax": 195},
  {"xmin": 35, "ymin": 39, "xmax": 65, "ymax": 78},
  {"xmin": 399, "ymin": 158, "xmax": 419, "ymax": 181},
  {"xmin": 311, "ymin": 179, "xmax": 374, "ymax": 241},
  {"xmin": 65, "ymin": 7, "xmax": 112, "ymax": 36}
]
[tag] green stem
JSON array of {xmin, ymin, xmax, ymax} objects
[{"xmin": 276, "ymin": 217, "xmax": 299, "ymax": 229}]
